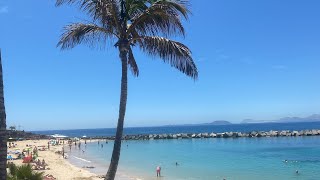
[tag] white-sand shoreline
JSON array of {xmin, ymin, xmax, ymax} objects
[{"xmin": 7, "ymin": 139, "xmax": 134, "ymax": 180}]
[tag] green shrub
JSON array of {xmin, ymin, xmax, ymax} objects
[{"xmin": 7, "ymin": 164, "xmax": 44, "ymax": 180}]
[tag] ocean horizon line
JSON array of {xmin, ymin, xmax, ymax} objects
[{"xmin": 30, "ymin": 120, "xmax": 320, "ymax": 132}]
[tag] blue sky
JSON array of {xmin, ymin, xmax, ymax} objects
[{"xmin": 1, "ymin": 0, "xmax": 320, "ymax": 130}]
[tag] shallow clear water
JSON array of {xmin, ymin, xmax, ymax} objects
[{"xmin": 67, "ymin": 136, "xmax": 320, "ymax": 180}]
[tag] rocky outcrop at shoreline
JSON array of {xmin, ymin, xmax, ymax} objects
[
  {"xmin": 8, "ymin": 130, "xmax": 50, "ymax": 140},
  {"xmin": 99, "ymin": 129, "xmax": 320, "ymax": 140}
]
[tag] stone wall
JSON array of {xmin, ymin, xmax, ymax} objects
[{"xmin": 99, "ymin": 129, "xmax": 320, "ymax": 140}]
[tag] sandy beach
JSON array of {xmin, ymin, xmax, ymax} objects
[{"xmin": 7, "ymin": 139, "xmax": 103, "ymax": 180}]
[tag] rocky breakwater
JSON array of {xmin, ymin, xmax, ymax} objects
[{"xmin": 115, "ymin": 129, "xmax": 320, "ymax": 140}]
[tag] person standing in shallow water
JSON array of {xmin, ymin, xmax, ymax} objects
[{"xmin": 156, "ymin": 166, "xmax": 161, "ymax": 177}]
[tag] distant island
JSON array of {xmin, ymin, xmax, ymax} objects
[
  {"xmin": 164, "ymin": 120, "xmax": 233, "ymax": 127},
  {"xmin": 241, "ymin": 114, "xmax": 320, "ymax": 124}
]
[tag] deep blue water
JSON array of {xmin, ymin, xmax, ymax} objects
[{"xmin": 32, "ymin": 121, "xmax": 320, "ymax": 137}]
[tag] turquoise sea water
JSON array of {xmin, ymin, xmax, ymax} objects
[{"xmin": 67, "ymin": 136, "xmax": 320, "ymax": 180}]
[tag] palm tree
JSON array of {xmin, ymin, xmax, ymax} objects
[
  {"xmin": 0, "ymin": 49, "xmax": 7, "ymax": 179},
  {"xmin": 56, "ymin": 0, "xmax": 198, "ymax": 179}
]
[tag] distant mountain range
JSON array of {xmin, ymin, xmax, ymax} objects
[
  {"xmin": 163, "ymin": 114, "xmax": 320, "ymax": 127},
  {"xmin": 241, "ymin": 114, "xmax": 320, "ymax": 124},
  {"xmin": 205, "ymin": 114, "xmax": 320, "ymax": 125},
  {"xmin": 164, "ymin": 120, "xmax": 233, "ymax": 127}
]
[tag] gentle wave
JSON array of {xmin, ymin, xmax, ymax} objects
[{"xmin": 72, "ymin": 156, "xmax": 91, "ymax": 163}]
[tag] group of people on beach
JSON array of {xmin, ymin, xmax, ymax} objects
[
  {"xmin": 32, "ymin": 158, "xmax": 47, "ymax": 170},
  {"xmin": 8, "ymin": 142, "xmax": 17, "ymax": 148}
]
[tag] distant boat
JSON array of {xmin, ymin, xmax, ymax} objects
[{"xmin": 51, "ymin": 134, "xmax": 68, "ymax": 138}]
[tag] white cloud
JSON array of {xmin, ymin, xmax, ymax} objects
[{"xmin": 0, "ymin": 6, "xmax": 8, "ymax": 14}]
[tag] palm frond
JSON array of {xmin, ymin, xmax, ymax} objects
[
  {"xmin": 56, "ymin": 0, "xmax": 76, "ymax": 6},
  {"xmin": 151, "ymin": 0, "xmax": 190, "ymax": 19},
  {"xmin": 129, "ymin": 28, "xmax": 142, "ymax": 44},
  {"xmin": 127, "ymin": 0, "xmax": 190, "ymax": 37},
  {"xmin": 57, "ymin": 23, "xmax": 114, "ymax": 50},
  {"xmin": 136, "ymin": 36, "xmax": 198, "ymax": 79},
  {"xmin": 126, "ymin": 0, "xmax": 148, "ymax": 19},
  {"xmin": 129, "ymin": 7, "xmax": 184, "ymax": 37},
  {"xmin": 128, "ymin": 48, "xmax": 139, "ymax": 76},
  {"xmin": 56, "ymin": 0, "xmax": 121, "ymax": 33}
]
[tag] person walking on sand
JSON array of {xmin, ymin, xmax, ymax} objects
[{"xmin": 156, "ymin": 166, "xmax": 161, "ymax": 177}]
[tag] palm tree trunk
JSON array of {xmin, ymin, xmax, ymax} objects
[
  {"xmin": 105, "ymin": 45, "xmax": 128, "ymax": 180},
  {"xmin": 0, "ymin": 49, "xmax": 7, "ymax": 179}
]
